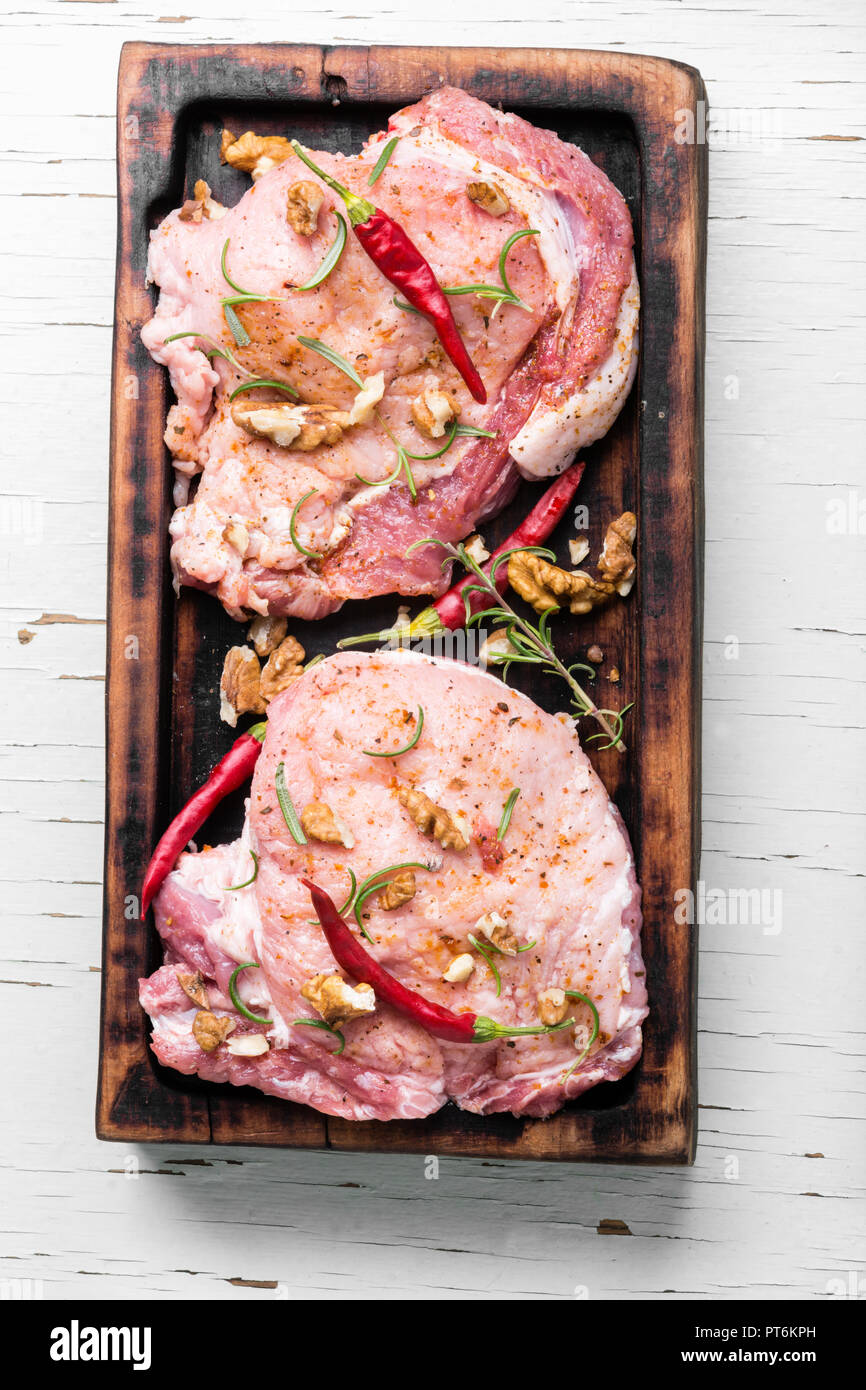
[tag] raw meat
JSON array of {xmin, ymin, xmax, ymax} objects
[
  {"xmin": 140, "ymin": 651, "xmax": 647, "ymax": 1121},
  {"xmin": 142, "ymin": 88, "xmax": 638, "ymax": 621}
]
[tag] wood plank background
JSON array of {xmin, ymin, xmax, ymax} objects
[
  {"xmin": 1, "ymin": 0, "xmax": 864, "ymax": 1300},
  {"xmin": 98, "ymin": 40, "xmax": 704, "ymax": 1162}
]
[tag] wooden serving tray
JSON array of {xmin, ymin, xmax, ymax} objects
[{"xmin": 100, "ymin": 42, "xmax": 706, "ymax": 1162}]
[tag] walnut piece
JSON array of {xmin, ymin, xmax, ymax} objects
[
  {"xmin": 410, "ymin": 387, "xmax": 456, "ymax": 438},
  {"xmin": 597, "ymin": 512, "xmax": 638, "ymax": 595},
  {"xmin": 443, "ymin": 953, "xmax": 475, "ymax": 983},
  {"xmin": 508, "ymin": 550, "xmax": 616, "ymax": 616},
  {"xmin": 586, "ymin": 644, "xmax": 604, "ymax": 665},
  {"xmin": 192, "ymin": 1011, "xmax": 236, "ymax": 1053},
  {"xmin": 509, "ymin": 513, "xmax": 637, "ymax": 616},
  {"xmin": 248, "ymin": 614, "xmax": 288, "ymax": 658},
  {"xmin": 300, "ymin": 973, "xmax": 376, "ymax": 1028},
  {"xmin": 378, "ymin": 869, "xmax": 416, "ymax": 911},
  {"xmin": 466, "ymin": 180, "xmax": 510, "ymax": 216},
  {"xmin": 568, "ymin": 536, "xmax": 590, "ymax": 567},
  {"xmin": 177, "ymin": 969, "xmax": 209, "ymax": 1009},
  {"xmin": 286, "ymin": 180, "xmax": 324, "ymax": 236},
  {"xmin": 178, "ymin": 178, "xmax": 226, "ymax": 223},
  {"xmin": 220, "ymin": 646, "xmax": 266, "ymax": 727},
  {"xmin": 537, "ymin": 987, "xmax": 570, "ymax": 1026},
  {"xmin": 226, "ymin": 1033, "xmax": 270, "ymax": 1057},
  {"xmin": 475, "ymin": 910, "xmax": 519, "ymax": 956},
  {"xmin": 398, "ymin": 787, "xmax": 469, "ymax": 851},
  {"xmin": 346, "ymin": 372, "xmax": 386, "ymax": 426},
  {"xmin": 300, "ymin": 802, "xmax": 355, "ymax": 848},
  {"xmin": 220, "ymin": 129, "xmax": 294, "ymax": 181},
  {"xmin": 260, "ymin": 635, "xmax": 306, "ymax": 702},
  {"xmin": 223, "ymin": 519, "xmax": 250, "ymax": 557},
  {"xmin": 232, "ymin": 401, "xmax": 349, "ymax": 451}
]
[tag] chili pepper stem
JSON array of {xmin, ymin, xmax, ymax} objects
[
  {"xmin": 473, "ymin": 1015, "xmax": 574, "ymax": 1043},
  {"xmin": 337, "ymin": 605, "xmax": 444, "ymax": 649},
  {"xmin": 290, "ymin": 140, "xmax": 376, "ymax": 226}
]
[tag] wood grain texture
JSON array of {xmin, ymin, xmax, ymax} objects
[{"xmin": 98, "ymin": 41, "xmax": 707, "ymax": 1161}]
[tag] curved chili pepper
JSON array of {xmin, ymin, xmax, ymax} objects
[
  {"xmin": 141, "ymin": 722, "xmax": 267, "ymax": 917},
  {"xmin": 302, "ymin": 878, "xmax": 574, "ymax": 1045},
  {"xmin": 291, "ymin": 141, "xmax": 486, "ymax": 404},
  {"xmin": 339, "ymin": 460, "xmax": 585, "ymax": 646}
]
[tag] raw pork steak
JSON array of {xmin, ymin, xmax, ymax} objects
[
  {"xmin": 140, "ymin": 651, "xmax": 647, "ymax": 1121},
  {"xmin": 142, "ymin": 88, "xmax": 638, "ymax": 621}
]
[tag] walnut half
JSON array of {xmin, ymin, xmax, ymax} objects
[
  {"xmin": 398, "ymin": 787, "xmax": 469, "ymax": 851},
  {"xmin": 259, "ymin": 635, "xmax": 305, "ymax": 703},
  {"xmin": 597, "ymin": 512, "xmax": 638, "ymax": 596},
  {"xmin": 231, "ymin": 402, "xmax": 349, "ymax": 451},
  {"xmin": 220, "ymin": 646, "xmax": 266, "ymax": 728},
  {"xmin": 300, "ymin": 973, "xmax": 376, "ymax": 1028},
  {"xmin": 286, "ymin": 180, "xmax": 324, "ymax": 236},
  {"xmin": 221, "ymin": 129, "xmax": 294, "ymax": 181},
  {"xmin": 537, "ymin": 987, "xmax": 570, "ymax": 1026}
]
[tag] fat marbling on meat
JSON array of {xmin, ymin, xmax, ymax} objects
[
  {"xmin": 139, "ymin": 651, "xmax": 647, "ymax": 1122},
  {"xmin": 142, "ymin": 88, "xmax": 638, "ymax": 622}
]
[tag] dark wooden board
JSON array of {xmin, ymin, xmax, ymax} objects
[{"xmin": 99, "ymin": 42, "xmax": 706, "ymax": 1162}]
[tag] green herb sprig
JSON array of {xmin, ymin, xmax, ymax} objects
[
  {"xmin": 275, "ymin": 762, "xmax": 307, "ymax": 844},
  {"xmin": 406, "ymin": 538, "xmax": 630, "ymax": 753},
  {"xmin": 228, "ymin": 962, "xmax": 271, "ymax": 1024},
  {"xmin": 289, "ymin": 488, "xmax": 324, "ymax": 560},
  {"xmin": 362, "ymin": 706, "xmax": 424, "ymax": 758},
  {"xmin": 226, "ymin": 850, "xmax": 259, "ymax": 891}
]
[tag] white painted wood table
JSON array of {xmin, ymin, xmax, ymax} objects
[{"xmin": 1, "ymin": 0, "xmax": 863, "ymax": 1301}]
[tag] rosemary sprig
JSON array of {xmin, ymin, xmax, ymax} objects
[
  {"xmin": 289, "ymin": 488, "xmax": 324, "ymax": 560},
  {"xmin": 226, "ymin": 850, "xmax": 259, "ymax": 891},
  {"xmin": 351, "ymin": 861, "xmax": 434, "ymax": 943},
  {"xmin": 292, "ymin": 1017, "xmax": 346, "ymax": 1054},
  {"xmin": 560, "ymin": 990, "xmax": 600, "ymax": 1082},
  {"xmin": 163, "ymin": 330, "xmax": 250, "ymax": 376},
  {"xmin": 368, "ymin": 135, "xmax": 399, "ymax": 186},
  {"xmin": 394, "ymin": 229, "xmax": 539, "ymax": 319},
  {"xmin": 497, "ymin": 788, "xmax": 520, "ymax": 840},
  {"xmin": 407, "ymin": 538, "xmax": 630, "ymax": 753},
  {"xmin": 292, "ymin": 212, "xmax": 348, "ymax": 291},
  {"xmin": 228, "ymin": 378, "xmax": 298, "ymax": 401},
  {"xmin": 275, "ymin": 762, "xmax": 307, "ymax": 844},
  {"xmin": 297, "ymin": 335, "xmax": 365, "ymax": 389},
  {"xmin": 362, "ymin": 705, "xmax": 424, "ymax": 758},
  {"xmin": 220, "ymin": 237, "xmax": 288, "ymax": 345},
  {"xmin": 305, "ymin": 867, "xmax": 357, "ymax": 925},
  {"xmin": 467, "ymin": 932, "xmax": 502, "ymax": 996},
  {"xmin": 228, "ymin": 962, "xmax": 271, "ymax": 1024}
]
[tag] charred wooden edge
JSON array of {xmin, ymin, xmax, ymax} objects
[{"xmin": 98, "ymin": 42, "xmax": 706, "ymax": 1163}]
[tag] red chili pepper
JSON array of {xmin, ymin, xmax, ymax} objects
[
  {"xmin": 141, "ymin": 722, "xmax": 267, "ymax": 917},
  {"xmin": 340, "ymin": 460, "xmax": 585, "ymax": 647},
  {"xmin": 291, "ymin": 142, "xmax": 486, "ymax": 404},
  {"xmin": 302, "ymin": 878, "xmax": 574, "ymax": 1045}
]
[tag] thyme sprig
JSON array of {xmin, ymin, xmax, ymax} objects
[{"xmin": 406, "ymin": 538, "xmax": 630, "ymax": 753}]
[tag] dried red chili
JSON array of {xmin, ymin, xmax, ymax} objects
[
  {"xmin": 290, "ymin": 141, "xmax": 486, "ymax": 404},
  {"xmin": 140, "ymin": 722, "xmax": 267, "ymax": 916},
  {"xmin": 303, "ymin": 878, "xmax": 574, "ymax": 1045}
]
